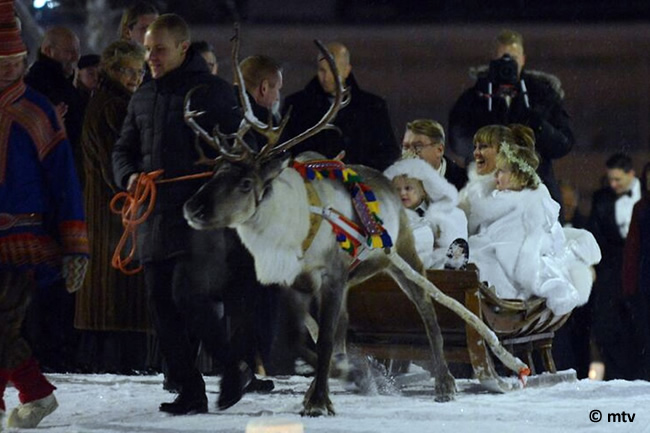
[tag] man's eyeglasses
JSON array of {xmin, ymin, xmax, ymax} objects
[
  {"xmin": 117, "ymin": 67, "xmax": 145, "ymax": 80},
  {"xmin": 403, "ymin": 141, "xmax": 440, "ymax": 154}
]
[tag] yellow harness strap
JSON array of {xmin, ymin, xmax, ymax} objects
[{"xmin": 301, "ymin": 181, "xmax": 323, "ymax": 253}]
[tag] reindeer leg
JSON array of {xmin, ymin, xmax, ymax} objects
[
  {"xmin": 388, "ymin": 265, "xmax": 456, "ymax": 402},
  {"xmin": 300, "ymin": 278, "xmax": 344, "ymax": 417}
]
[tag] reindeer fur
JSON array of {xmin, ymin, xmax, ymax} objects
[{"xmin": 184, "ymin": 152, "xmax": 456, "ymax": 416}]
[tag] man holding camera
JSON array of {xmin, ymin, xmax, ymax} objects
[{"xmin": 448, "ymin": 29, "xmax": 574, "ymax": 216}]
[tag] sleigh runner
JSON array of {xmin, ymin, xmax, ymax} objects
[{"xmin": 347, "ymin": 263, "xmax": 575, "ymax": 392}]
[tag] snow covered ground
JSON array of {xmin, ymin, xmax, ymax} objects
[{"xmin": 3, "ymin": 370, "xmax": 650, "ymax": 433}]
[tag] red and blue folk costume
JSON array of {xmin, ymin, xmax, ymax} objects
[{"xmin": 0, "ymin": 79, "xmax": 88, "ymax": 288}]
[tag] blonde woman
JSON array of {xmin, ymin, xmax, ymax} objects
[
  {"xmin": 76, "ymin": 41, "xmax": 149, "ymax": 370},
  {"xmin": 467, "ymin": 124, "xmax": 600, "ymax": 315}
]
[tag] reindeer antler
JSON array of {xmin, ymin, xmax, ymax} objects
[
  {"xmin": 257, "ymin": 39, "xmax": 350, "ymax": 160},
  {"xmin": 231, "ymin": 24, "xmax": 291, "ymax": 153},
  {"xmin": 231, "ymin": 25, "xmax": 350, "ymax": 162},
  {"xmin": 184, "ymin": 85, "xmax": 248, "ymax": 164},
  {"xmin": 185, "ymin": 25, "xmax": 350, "ymax": 166}
]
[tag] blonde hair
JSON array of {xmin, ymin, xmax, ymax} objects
[
  {"xmin": 240, "ymin": 55, "xmax": 282, "ymax": 91},
  {"xmin": 100, "ymin": 40, "xmax": 145, "ymax": 73},
  {"xmin": 406, "ymin": 119, "xmax": 445, "ymax": 145},
  {"xmin": 147, "ymin": 13, "xmax": 190, "ymax": 44},
  {"xmin": 495, "ymin": 124, "xmax": 540, "ymax": 189},
  {"xmin": 118, "ymin": 1, "xmax": 158, "ymax": 40},
  {"xmin": 392, "ymin": 175, "xmax": 427, "ymax": 208}
]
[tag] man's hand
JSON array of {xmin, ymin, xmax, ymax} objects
[
  {"xmin": 62, "ymin": 255, "xmax": 89, "ymax": 293},
  {"xmin": 55, "ymin": 102, "xmax": 68, "ymax": 121},
  {"xmin": 127, "ymin": 173, "xmax": 141, "ymax": 192}
]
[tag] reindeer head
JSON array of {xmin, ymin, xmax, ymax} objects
[
  {"xmin": 183, "ymin": 26, "xmax": 349, "ymax": 231},
  {"xmin": 184, "ymin": 156, "xmax": 288, "ymax": 229}
]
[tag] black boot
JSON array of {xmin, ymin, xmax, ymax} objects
[
  {"xmin": 159, "ymin": 378, "xmax": 208, "ymax": 415},
  {"xmin": 162, "ymin": 376, "xmax": 181, "ymax": 394},
  {"xmin": 217, "ymin": 362, "xmax": 252, "ymax": 410}
]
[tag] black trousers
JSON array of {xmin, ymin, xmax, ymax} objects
[
  {"xmin": 144, "ymin": 255, "xmax": 229, "ymax": 392},
  {"xmin": 221, "ymin": 231, "xmax": 278, "ymax": 374}
]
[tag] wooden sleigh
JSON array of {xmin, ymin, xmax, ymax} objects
[{"xmin": 347, "ymin": 264, "xmax": 575, "ymax": 391}]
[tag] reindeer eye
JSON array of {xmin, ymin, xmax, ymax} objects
[{"xmin": 239, "ymin": 178, "xmax": 253, "ymax": 192}]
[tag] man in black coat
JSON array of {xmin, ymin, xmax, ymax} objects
[
  {"xmin": 588, "ymin": 153, "xmax": 642, "ymax": 380},
  {"xmin": 282, "ymin": 42, "xmax": 400, "ymax": 171},
  {"xmin": 112, "ymin": 14, "xmax": 244, "ymax": 414},
  {"xmin": 448, "ymin": 29, "xmax": 573, "ymax": 218},
  {"xmin": 401, "ymin": 119, "xmax": 467, "ymax": 191},
  {"xmin": 25, "ymin": 27, "xmax": 84, "ymax": 184}
]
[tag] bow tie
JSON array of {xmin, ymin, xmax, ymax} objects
[
  {"xmin": 416, "ymin": 208, "xmax": 425, "ymax": 217},
  {"xmin": 619, "ymin": 190, "xmax": 633, "ymax": 198}
]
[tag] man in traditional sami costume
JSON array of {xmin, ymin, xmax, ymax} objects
[{"xmin": 0, "ymin": 0, "xmax": 88, "ymax": 428}]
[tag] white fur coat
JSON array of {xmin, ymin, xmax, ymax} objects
[
  {"xmin": 458, "ymin": 162, "xmax": 497, "ymax": 236},
  {"xmin": 384, "ymin": 158, "xmax": 468, "ymax": 269},
  {"xmin": 468, "ymin": 184, "xmax": 601, "ymax": 315}
]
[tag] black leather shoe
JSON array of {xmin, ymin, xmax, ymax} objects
[
  {"xmin": 217, "ymin": 362, "xmax": 252, "ymax": 411},
  {"xmin": 159, "ymin": 392, "xmax": 208, "ymax": 415}
]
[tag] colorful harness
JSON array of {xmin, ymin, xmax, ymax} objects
[{"xmin": 292, "ymin": 159, "xmax": 393, "ymax": 266}]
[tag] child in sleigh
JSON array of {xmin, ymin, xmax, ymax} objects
[
  {"xmin": 467, "ymin": 125, "xmax": 601, "ymax": 316},
  {"xmin": 384, "ymin": 155, "xmax": 468, "ymax": 270}
]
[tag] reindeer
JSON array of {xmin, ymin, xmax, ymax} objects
[{"xmin": 182, "ymin": 31, "xmax": 456, "ymax": 416}]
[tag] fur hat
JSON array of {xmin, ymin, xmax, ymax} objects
[
  {"xmin": 0, "ymin": 0, "xmax": 26, "ymax": 58},
  {"xmin": 384, "ymin": 157, "xmax": 459, "ymax": 206}
]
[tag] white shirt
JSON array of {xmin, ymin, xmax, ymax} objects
[{"xmin": 615, "ymin": 177, "xmax": 641, "ymax": 238}]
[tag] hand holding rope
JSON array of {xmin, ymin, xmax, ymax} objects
[{"xmin": 110, "ymin": 170, "xmax": 213, "ymax": 275}]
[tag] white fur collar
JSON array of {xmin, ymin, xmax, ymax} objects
[{"xmin": 384, "ymin": 158, "xmax": 459, "ymax": 208}]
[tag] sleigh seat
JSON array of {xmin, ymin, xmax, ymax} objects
[{"xmin": 346, "ymin": 264, "xmax": 571, "ymax": 385}]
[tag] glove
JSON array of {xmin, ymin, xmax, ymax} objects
[{"xmin": 62, "ymin": 255, "xmax": 89, "ymax": 293}]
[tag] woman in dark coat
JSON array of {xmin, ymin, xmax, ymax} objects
[{"xmin": 75, "ymin": 40, "xmax": 149, "ymax": 372}]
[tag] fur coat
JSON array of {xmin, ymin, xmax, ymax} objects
[
  {"xmin": 384, "ymin": 158, "xmax": 468, "ymax": 269},
  {"xmin": 468, "ymin": 184, "xmax": 601, "ymax": 315},
  {"xmin": 458, "ymin": 162, "xmax": 497, "ymax": 236}
]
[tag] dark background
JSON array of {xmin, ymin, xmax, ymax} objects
[{"xmin": 26, "ymin": 0, "xmax": 650, "ymax": 211}]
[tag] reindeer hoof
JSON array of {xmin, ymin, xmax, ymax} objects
[
  {"xmin": 434, "ymin": 372, "xmax": 457, "ymax": 402},
  {"xmin": 300, "ymin": 402, "xmax": 335, "ymax": 417},
  {"xmin": 434, "ymin": 393, "xmax": 455, "ymax": 403}
]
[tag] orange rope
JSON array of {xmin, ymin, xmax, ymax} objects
[{"xmin": 110, "ymin": 170, "xmax": 213, "ymax": 275}]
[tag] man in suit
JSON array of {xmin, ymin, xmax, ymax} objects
[
  {"xmin": 588, "ymin": 153, "xmax": 642, "ymax": 380},
  {"xmin": 401, "ymin": 119, "xmax": 467, "ymax": 191},
  {"xmin": 282, "ymin": 42, "xmax": 399, "ymax": 171}
]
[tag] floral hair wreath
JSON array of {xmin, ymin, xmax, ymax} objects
[{"xmin": 499, "ymin": 140, "xmax": 541, "ymax": 186}]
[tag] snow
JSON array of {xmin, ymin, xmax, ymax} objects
[{"xmin": 4, "ymin": 371, "xmax": 650, "ymax": 433}]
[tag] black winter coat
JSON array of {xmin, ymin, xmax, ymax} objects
[
  {"xmin": 587, "ymin": 188, "xmax": 626, "ymax": 344},
  {"xmin": 448, "ymin": 69, "xmax": 574, "ymax": 215},
  {"xmin": 282, "ymin": 74, "xmax": 399, "ymax": 171},
  {"xmin": 443, "ymin": 155, "xmax": 468, "ymax": 191},
  {"xmin": 112, "ymin": 49, "xmax": 241, "ymax": 263},
  {"xmin": 25, "ymin": 53, "xmax": 85, "ymax": 184}
]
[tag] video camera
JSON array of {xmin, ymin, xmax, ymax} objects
[{"xmin": 488, "ymin": 54, "xmax": 519, "ymax": 87}]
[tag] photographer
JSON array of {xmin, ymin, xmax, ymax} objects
[{"xmin": 448, "ymin": 29, "xmax": 574, "ymax": 218}]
